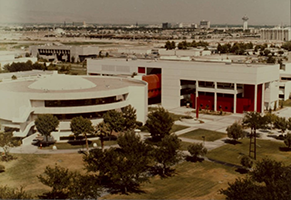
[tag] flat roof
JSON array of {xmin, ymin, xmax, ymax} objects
[
  {"xmin": 0, "ymin": 74, "xmax": 145, "ymax": 94},
  {"xmin": 92, "ymin": 58, "xmax": 277, "ymax": 69}
]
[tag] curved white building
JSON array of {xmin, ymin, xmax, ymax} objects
[{"xmin": 0, "ymin": 72, "xmax": 147, "ymax": 137}]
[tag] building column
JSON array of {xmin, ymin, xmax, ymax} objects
[
  {"xmin": 254, "ymin": 84, "xmax": 257, "ymax": 112},
  {"xmin": 195, "ymin": 81, "xmax": 199, "ymax": 109},
  {"xmin": 234, "ymin": 83, "xmax": 237, "ymax": 114},
  {"xmin": 261, "ymin": 83, "xmax": 265, "ymax": 113},
  {"xmin": 214, "ymin": 82, "xmax": 217, "ymax": 112}
]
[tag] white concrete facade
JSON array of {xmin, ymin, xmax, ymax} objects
[
  {"xmin": 87, "ymin": 59, "xmax": 280, "ymax": 113},
  {"xmin": 0, "ymin": 72, "xmax": 147, "ymax": 138},
  {"xmin": 260, "ymin": 28, "xmax": 291, "ymax": 41}
]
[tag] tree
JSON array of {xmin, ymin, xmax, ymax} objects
[
  {"xmin": 265, "ymin": 112, "xmax": 277, "ymax": 129},
  {"xmin": 38, "ymin": 164, "xmax": 74, "ymax": 199},
  {"xmin": 226, "ymin": 121, "xmax": 244, "ymax": 143},
  {"xmin": 35, "ymin": 114, "xmax": 59, "ymax": 145},
  {"xmin": 153, "ymin": 134, "xmax": 182, "ymax": 176},
  {"xmin": 0, "ymin": 186, "xmax": 32, "ymax": 199},
  {"xmin": 0, "ymin": 131, "xmax": 21, "ymax": 161},
  {"xmin": 121, "ymin": 105, "xmax": 137, "ymax": 131},
  {"xmin": 240, "ymin": 155, "xmax": 253, "ymax": 170},
  {"xmin": 103, "ymin": 110, "xmax": 124, "ymax": 135},
  {"xmin": 38, "ymin": 164, "xmax": 101, "ymax": 199},
  {"xmin": 70, "ymin": 116, "xmax": 93, "ymax": 154},
  {"xmin": 221, "ymin": 158, "xmax": 291, "ymax": 200},
  {"xmin": 95, "ymin": 122, "xmax": 110, "ymax": 151},
  {"xmin": 282, "ymin": 41, "xmax": 291, "ymax": 51},
  {"xmin": 145, "ymin": 107, "xmax": 174, "ymax": 141},
  {"xmin": 284, "ymin": 132, "xmax": 291, "ymax": 149},
  {"xmin": 187, "ymin": 143, "xmax": 207, "ymax": 162},
  {"xmin": 274, "ymin": 117, "xmax": 288, "ymax": 133},
  {"xmin": 242, "ymin": 112, "xmax": 266, "ymax": 160}
]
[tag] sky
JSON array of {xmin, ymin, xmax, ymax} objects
[{"xmin": 0, "ymin": 0, "xmax": 290, "ymax": 26}]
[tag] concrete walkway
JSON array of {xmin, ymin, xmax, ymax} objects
[{"xmin": 9, "ymin": 107, "xmax": 291, "ymax": 154}]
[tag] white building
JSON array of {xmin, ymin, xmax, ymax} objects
[
  {"xmin": 87, "ymin": 59, "xmax": 280, "ymax": 113},
  {"xmin": 29, "ymin": 44, "xmax": 99, "ymax": 63},
  {"xmin": 200, "ymin": 20, "xmax": 210, "ymax": 29},
  {"xmin": 279, "ymin": 63, "xmax": 291, "ymax": 100},
  {"xmin": 260, "ymin": 28, "xmax": 291, "ymax": 41},
  {"xmin": 0, "ymin": 72, "xmax": 147, "ymax": 139}
]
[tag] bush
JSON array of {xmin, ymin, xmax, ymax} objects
[
  {"xmin": 240, "ymin": 155, "xmax": 253, "ymax": 169},
  {"xmin": 0, "ymin": 164, "xmax": 5, "ymax": 172},
  {"xmin": 187, "ymin": 143, "xmax": 207, "ymax": 162}
]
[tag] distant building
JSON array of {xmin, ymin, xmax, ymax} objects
[
  {"xmin": 200, "ymin": 20, "xmax": 210, "ymax": 29},
  {"xmin": 30, "ymin": 44, "xmax": 99, "ymax": 63},
  {"xmin": 260, "ymin": 28, "xmax": 291, "ymax": 41},
  {"xmin": 162, "ymin": 23, "xmax": 171, "ymax": 29},
  {"xmin": 191, "ymin": 23, "xmax": 198, "ymax": 29}
]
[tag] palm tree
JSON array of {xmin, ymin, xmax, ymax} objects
[
  {"xmin": 242, "ymin": 112, "xmax": 266, "ymax": 160},
  {"xmin": 95, "ymin": 122, "xmax": 110, "ymax": 151}
]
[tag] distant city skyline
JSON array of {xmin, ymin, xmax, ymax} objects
[{"xmin": 0, "ymin": 0, "xmax": 290, "ymax": 26}]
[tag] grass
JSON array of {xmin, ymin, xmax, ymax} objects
[
  {"xmin": 41, "ymin": 139, "xmax": 117, "ymax": 150},
  {"xmin": 180, "ymin": 141, "xmax": 193, "ymax": 151},
  {"xmin": 281, "ymin": 99, "xmax": 291, "ymax": 107},
  {"xmin": 170, "ymin": 124, "xmax": 189, "ymax": 133},
  {"xmin": 207, "ymin": 138, "xmax": 291, "ymax": 166},
  {"xmin": 0, "ymin": 153, "xmax": 84, "ymax": 197},
  {"xmin": 105, "ymin": 161, "xmax": 242, "ymax": 199},
  {"xmin": 180, "ymin": 128, "xmax": 226, "ymax": 142}
]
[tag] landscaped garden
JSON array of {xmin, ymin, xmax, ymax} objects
[
  {"xmin": 207, "ymin": 138, "xmax": 291, "ymax": 166},
  {"xmin": 179, "ymin": 128, "xmax": 226, "ymax": 141}
]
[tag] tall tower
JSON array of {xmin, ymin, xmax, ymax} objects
[{"xmin": 242, "ymin": 16, "xmax": 249, "ymax": 31}]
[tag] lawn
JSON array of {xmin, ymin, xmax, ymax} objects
[
  {"xmin": 281, "ymin": 99, "xmax": 291, "ymax": 107},
  {"xmin": 105, "ymin": 161, "xmax": 242, "ymax": 200},
  {"xmin": 179, "ymin": 128, "xmax": 226, "ymax": 142},
  {"xmin": 0, "ymin": 153, "xmax": 85, "ymax": 197},
  {"xmin": 207, "ymin": 138, "xmax": 291, "ymax": 166},
  {"xmin": 170, "ymin": 124, "xmax": 189, "ymax": 133}
]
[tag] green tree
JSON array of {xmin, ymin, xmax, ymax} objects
[
  {"xmin": 0, "ymin": 186, "xmax": 32, "ymax": 199},
  {"xmin": 240, "ymin": 155, "xmax": 253, "ymax": 170},
  {"xmin": 242, "ymin": 112, "xmax": 267, "ymax": 160},
  {"xmin": 67, "ymin": 174, "xmax": 101, "ymax": 199},
  {"xmin": 0, "ymin": 131, "xmax": 21, "ymax": 161},
  {"xmin": 153, "ymin": 134, "xmax": 181, "ymax": 176},
  {"xmin": 145, "ymin": 107, "xmax": 174, "ymax": 141},
  {"xmin": 274, "ymin": 117, "xmax": 288, "ymax": 133},
  {"xmin": 70, "ymin": 116, "xmax": 93, "ymax": 154},
  {"xmin": 221, "ymin": 158, "xmax": 291, "ymax": 200},
  {"xmin": 284, "ymin": 132, "xmax": 291, "ymax": 149},
  {"xmin": 226, "ymin": 121, "xmax": 244, "ymax": 143},
  {"xmin": 187, "ymin": 143, "xmax": 207, "ymax": 162},
  {"xmin": 103, "ymin": 110, "xmax": 124, "ymax": 135},
  {"xmin": 282, "ymin": 41, "xmax": 291, "ymax": 51},
  {"xmin": 121, "ymin": 105, "xmax": 137, "ymax": 131},
  {"xmin": 35, "ymin": 114, "xmax": 59, "ymax": 144},
  {"xmin": 95, "ymin": 122, "xmax": 110, "ymax": 151},
  {"xmin": 265, "ymin": 112, "xmax": 277, "ymax": 129},
  {"xmin": 38, "ymin": 164, "xmax": 74, "ymax": 199}
]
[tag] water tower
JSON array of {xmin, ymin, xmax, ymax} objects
[{"xmin": 242, "ymin": 16, "xmax": 249, "ymax": 31}]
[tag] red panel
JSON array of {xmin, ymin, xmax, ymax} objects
[
  {"xmin": 142, "ymin": 74, "xmax": 161, "ymax": 98},
  {"xmin": 197, "ymin": 94, "xmax": 215, "ymax": 110},
  {"xmin": 138, "ymin": 67, "xmax": 145, "ymax": 74},
  {"xmin": 257, "ymin": 84, "xmax": 262, "ymax": 113},
  {"xmin": 217, "ymin": 96, "xmax": 234, "ymax": 112}
]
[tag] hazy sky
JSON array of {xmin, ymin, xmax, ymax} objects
[{"xmin": 0, "ymin": 0, "xmax": 290, "ymax": 26}]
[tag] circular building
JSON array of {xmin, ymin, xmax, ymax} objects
[{"xmin": 0, "ymin": 72, "xmax": 147, "ymax": 138}]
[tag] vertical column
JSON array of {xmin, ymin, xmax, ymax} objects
[
  {"xmin": 254, "ymin": 84, "xmax": 257, "ymax": 112},
  {"xmin": 234, "ymin": 83, "xmax": 237, "ymax": 113},
  {"xmin": 195, "ymin": 81, "xmax": 199, "ymax": 109},
  {"xmin": 261, "ymin": 83, "xmax": 265, "ymax": 113},
  {"xmin": 214, "ymin": 82, "xmax": 217, "ymax": 112}
]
